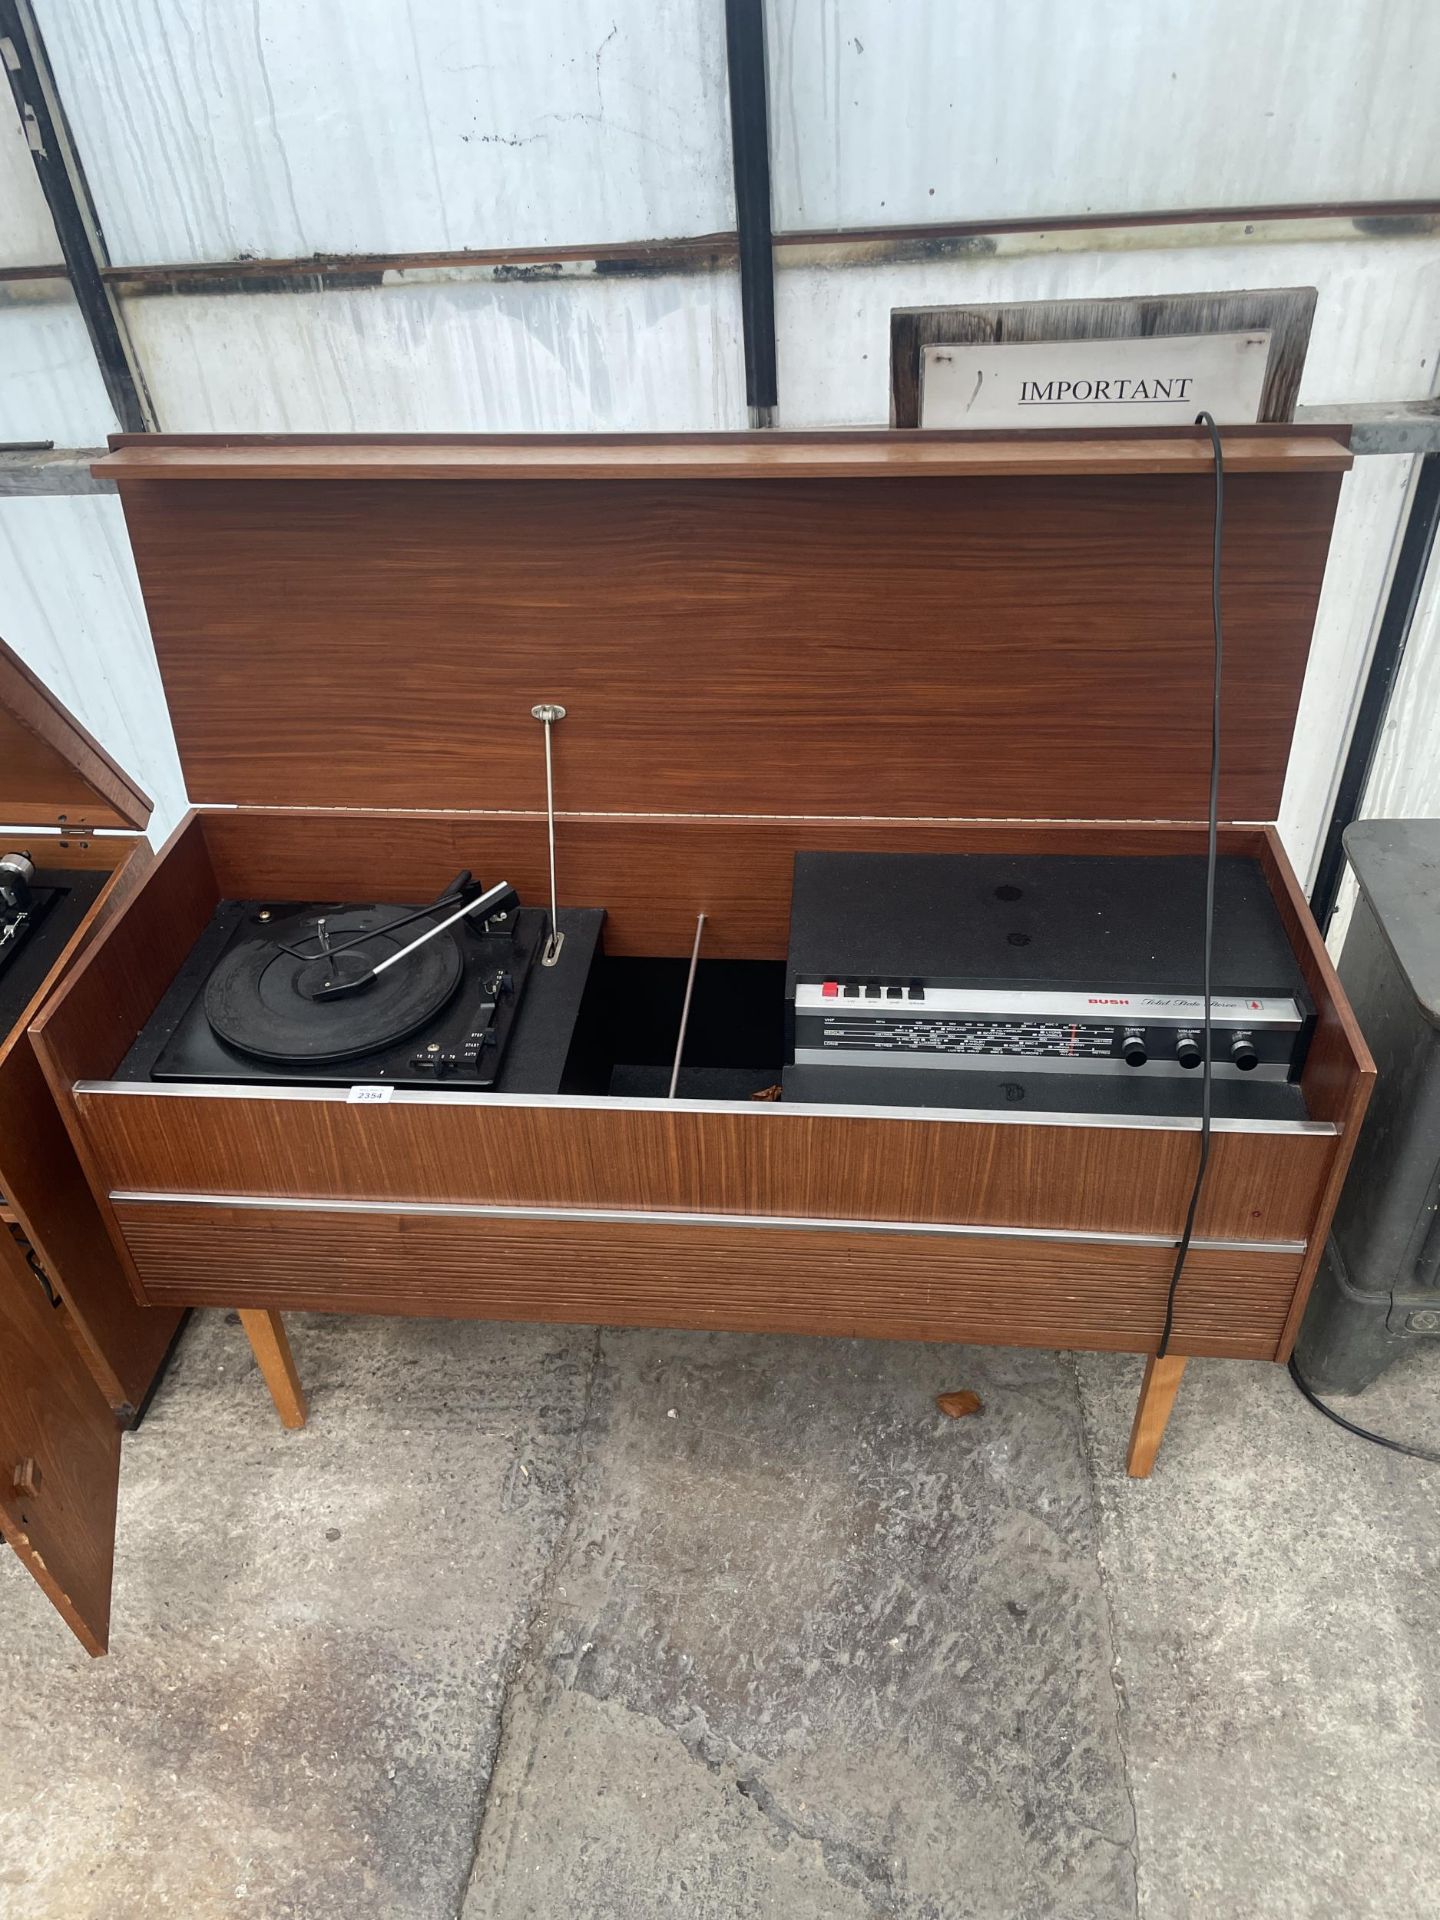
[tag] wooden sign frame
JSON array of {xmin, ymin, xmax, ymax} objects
[{"xmin": 890, "ymin": 287, "xmax": 1318, "ymax": 428}]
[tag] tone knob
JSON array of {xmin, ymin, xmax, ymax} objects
[
  {"xmin": 1175, "ymin": 1031, "xmax": 1203, "ymax": 1070},
  {"xmin": 1230, "ymin": 1030, "xmax": 1259, "ymax": 1073},
  {"xmin": 1121, "ymin": 1027, "xmax": 1147, "ymax": 1068}
]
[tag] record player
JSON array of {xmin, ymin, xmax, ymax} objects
[{"xmin": 120, "ymin": 873, "xmax": 596, "ymax": 1092}]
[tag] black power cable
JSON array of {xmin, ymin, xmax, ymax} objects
[
  {"xmin": 1152, "ymin": 419, "xmax": 1438, "ymax": 1457},
  {"xmin": 1288, "ymin": 1355, "xmax": 1440, "ymax": 1465},
  {"xmin": 1163, "ymin": 433, "xmax": 1439, "ymax": 1463},
  {"xmin": 1157, "ymin": 412, "xmax": 1225, "ymax": 1359}
]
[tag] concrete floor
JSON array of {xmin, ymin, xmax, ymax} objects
[{"xmin": 1, "ymin": 1312, "xmax": 1436, "ymax": 1919}]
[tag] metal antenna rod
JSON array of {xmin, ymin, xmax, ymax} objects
[
  {"xmin": 531, "ymin": 703, "xmax": 566, "ymax": 965},
  {"xmin": 668, "ymin": 914, "xmax": 707, "ymax": 1098}
]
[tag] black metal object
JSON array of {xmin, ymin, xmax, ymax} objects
[
  {"xmin": 123, "ymin": 1309, "xmax": 192, "ymax": 1431},
  {"xmin": 1310, "ymin": 453, "xmax": 1440, "ymax": 929},
  {"xmin": 723, "ymin": 0, "xmax": 778, "ymax": 425},
  {"xmin": 0, "ymin": 0, "xmax": 153, "ymax": 432},
  {"xmin": 1298, "ymin": 819, "xmax": 1440, "ymax": 1393},
  {"xmin": 116, "ymin": 890, "xmax": 605, "ymax": 1098},
  {"xmin": 781, "ymin": 850, "xmax": 1313, "ymax": 1120}
]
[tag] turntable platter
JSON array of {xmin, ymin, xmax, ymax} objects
[{"xmin": 204, "ymin": 906, "xmax": 464, "ymax": 1063}]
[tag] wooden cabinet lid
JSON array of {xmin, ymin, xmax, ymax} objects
[
  {"xmin": 0, "ymin": 635, "xmax": 151, "ymax": 831},
  {"xmin": 93, "ymin": 428, "xmax": 1351, "ymax": 828}
]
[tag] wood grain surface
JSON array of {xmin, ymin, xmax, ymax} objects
[
  {"xmin": 78, "ymin": 1087, "xmax": 1333, "ymax": 1244},
  {"xmin": 0, "ymin": 1227, "xmax": 120, "ymax": 1656},
  {"xmin": 1260, "ymin": 827, "xmax": 1376, "ymax": 1126},
  {"xmin": 202, "ymin": 809, "xmax": 1273, "ymax": 960},
  {"xmin": 0, "ymin": 833, "xmax": 180, "ymax": 1412},
  {"xmin": 95, "ymin": 429, "xmax": 1352, "ymax": 482},
  {"xmin": 236, "ymin": 1309, "xmax": 307, "ymax": 1429},
  {"xmin": 29, "ymin": 815, "xmax": 218, "ymax": 1090},
  {"xmin": 112, "ymin": 464, "xmax": 1342, "ymax": 823},
  {"xmin": 28, "ymin": 818, "xmax": 220, "ymax": 1309},
  {"xmin": 1125, "ymin": 1355, "xmax": 1190, "ymax": 1476},
  {"xmin": 0, "ymin": 834, "xmax": 150, "ymax": 872},
  {"xmin": 34, "ymin": 803, "xmax": 1365, "ymax": 1380},
  {"xmin": 1257, "ymin": 828, "xmax": 1376, "ymax": 1355},
  {"xmin": 0, "ymin": 633, "xmax": 151, "ymax": 830},
  {"xmin": 114, "ymin": 1201, "xmax": 1304, "ymax": 1360},
  {"xmin": 0, "ymin": 1041, "xmax": 180, "ymax": 1409}
]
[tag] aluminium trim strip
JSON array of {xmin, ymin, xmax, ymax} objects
[
  {"xmin": 107, "ymin": 1188, "xmax": 1307, "ymax": 1256},
  {"xmin": 0, "ymin": 822, "xmax": 142, "ymax": 838},
  {"xmin": 187, "ymin": 803, "xmax": 1281, "ymax": 825},
  {"xmin": 73, "ymin": 1079, "xmax": 1338, "ymax": 1137}
]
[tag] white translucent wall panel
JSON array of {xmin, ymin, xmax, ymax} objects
[
  {"xmin": 0, "ymin": 496, "xmax": 187, "ymax": 842},
  {"xmin": 775, "ymin": 234, "xmax": 1440, "ymax": 426},
  {"xmin": 0, "ymin": 290, "xmax": 118, "ymax": 441},
  {"xmin": 124, "ymin": 271, "xmax": 746, "ymax": 431},
  {"xmin": 1362, "ymin": 542, "xmax": 1440, "ymax": 818},
  {"xmin": 0, "ymin": 98, "xmax": 62, "ymax": 266},
  {"xmin": 1278, "ymin": 456, "xmax": 1414, "ymax": 885},
  {"xmin": 1325, "ymin": 539, "xmax": 1440, "ymax": 954},
  {"xmin": 767, "ymin": 0, "xmax": 1440, "ymax": 231},
  {"xmin": 34, "ymin": 0, "xmax": 734, "ymax": 264},
  {"xmin": 776, "ymin": 232, "xmax": 1439, "ymax": 881}
]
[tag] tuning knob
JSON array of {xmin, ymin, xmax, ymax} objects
[
  {"xmin": 1230, "ymin": 1031, "xmax": 1259, "ymax": 1072},
  {"xmin": 1121, "ymin": 1027, "xmax": 1147, "ymax": 1068},
  {"xmin": 1175, "ymin": 1031, "xmax": 1203, "ymax": 1070}
]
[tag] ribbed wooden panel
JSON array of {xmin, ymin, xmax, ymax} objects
[
  {"xmin": 115, "ymin": 1202, "xmax": 1302, "ymax": 1360},
  {"xmin": 79, "ymin": 1088, "xmax": 1333, "ymax": 1243}
]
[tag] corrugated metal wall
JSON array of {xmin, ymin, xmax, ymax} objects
[{"xmin": 2, "ymin": 0, "xmax": 1437, "ymax": 874}]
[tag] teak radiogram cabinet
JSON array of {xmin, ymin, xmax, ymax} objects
[{"xmin": 28, "ymin": 428, "xmax": 1373, "ymax": 1649}]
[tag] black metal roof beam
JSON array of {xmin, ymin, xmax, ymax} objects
[
  {"xmin": 1310, "ymin": 452, "xmax": 1440, "ymax": 930},
  {"xmin": 0, "ymin": 0, "xmax": 155, "ymax": 432},
  {"xmin": 724, "ymin": 0, "xmax": 778, "ymax": 428}
]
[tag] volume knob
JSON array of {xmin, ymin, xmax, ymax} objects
[{"xmin": 1175, "ymin": 1031, "xmax": 1203, "ymax": 1070}]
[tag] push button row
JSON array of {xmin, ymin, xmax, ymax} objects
[{"xmin": 821, "ymin": 981, "xmax": 926, "ymax": 1001}]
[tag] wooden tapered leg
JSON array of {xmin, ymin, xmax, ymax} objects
[
  {"xmin": 1125, "ymin": 1354, "xmax": 1187, "ymax": 1478},
  {"xmin": 237, "ymin": 1310, "xmax": 308, "ymax": 1430}
]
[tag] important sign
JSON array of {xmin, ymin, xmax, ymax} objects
[{"xmin": 919, "ymin": 330, "xmax": 1272, "ymax": 430}]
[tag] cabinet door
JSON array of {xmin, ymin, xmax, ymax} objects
[{"xmin": 0, "ymin": 1229, "xmax": 120, "ymax": 1655}]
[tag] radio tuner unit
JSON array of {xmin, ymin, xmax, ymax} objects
[{"xmin": 783, "ymin": 852, "xmax": 1314, "ymax": 1114}]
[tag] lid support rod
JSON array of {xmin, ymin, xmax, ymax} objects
[
  {"xmin": 669, "ymin": 914, "xmax": 708, "ymax": 1099},
  {"xmin": 531, "ymin": 704, "xmax": 566, "ymax": 966}
]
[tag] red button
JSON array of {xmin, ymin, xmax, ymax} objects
[{"xmin": 821, "ymin": 981, "xmax": 839, "ymax": 997}]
